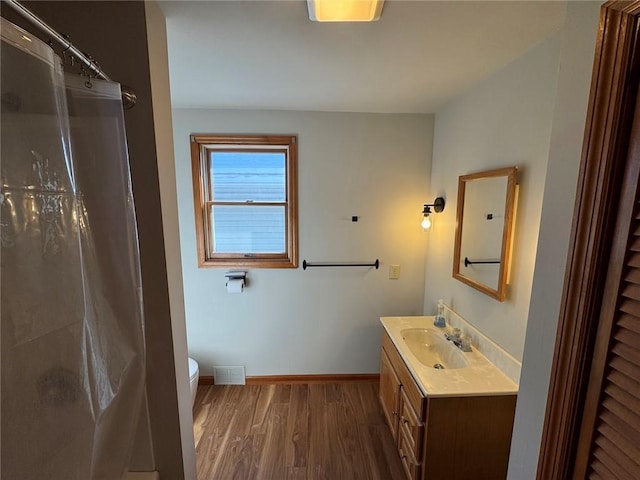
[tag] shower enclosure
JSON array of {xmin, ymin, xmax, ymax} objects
[{"xmin": 1, "ymin": 17, "xmax": 146, "ymax": 479}]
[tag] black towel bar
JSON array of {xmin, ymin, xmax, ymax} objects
[
  {"xmin": 464, "ymin": 257, "xmax": 500, "ymax": 267},
  {"xmin": 303, "ymin": 259, "xmax": 380, "ymax": 270}
]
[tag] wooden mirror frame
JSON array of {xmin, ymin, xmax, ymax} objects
[{"xmin": 452, "ymin": 166, "xmax": 518, "ymax": 302}]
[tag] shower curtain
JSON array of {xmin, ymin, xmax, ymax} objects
[{"xmin": 1, "ymin": 18, "xmax": 146, "ymax": 480}]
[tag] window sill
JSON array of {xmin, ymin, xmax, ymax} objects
[{"xmin": 197, "ymin": 257, "xmax": 298, "ymax": 269}]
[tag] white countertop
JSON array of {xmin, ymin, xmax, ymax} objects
[{"xmin": 381, "ymin": 316, "xmax": 518, "ymax": 397}]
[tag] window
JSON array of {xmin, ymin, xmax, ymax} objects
[{"xmin": 190, "ymin": 134, "xmax": 298, "ymax": 268}]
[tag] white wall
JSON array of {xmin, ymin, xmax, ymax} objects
[
  {"xmin": 423, "ymin": 33, "xmax": 562, "ymax": 361},
  {"xmin": 508, "ymin": 3, "xmax": 601, "ymax": 478},
  {"xmin": 145, "ymin": 2, "xmax": 196, "ymax": 479},
  {"xmin": 173, "ymin": 110, "xmax": 433, "ymax": 376}
]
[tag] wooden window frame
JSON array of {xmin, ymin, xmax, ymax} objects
[{"xmin": 190, "ymin": 134, "xmax": 298, "ymax": 268}]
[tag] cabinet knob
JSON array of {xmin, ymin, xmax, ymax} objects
[{"xmin": 392, "ymin": 410, "xmax": 397, "ymax": 416}]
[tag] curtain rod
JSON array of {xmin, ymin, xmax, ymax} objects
[
  {"xmin": 3, "ymin": 0, "xmax": 137, "ymax": 108},
  {"xmin": 4, "ymin": 0, "xmax": 110, "ymax": 80}
]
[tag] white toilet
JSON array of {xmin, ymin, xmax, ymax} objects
[{"xmin": 188, "ymin": 357, "xmax": 199, "ymax": 407}]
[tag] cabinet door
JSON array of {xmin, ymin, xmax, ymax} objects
[{"xmin": 380, "ymin": 348, "xmax": 401, "ymax": 439}]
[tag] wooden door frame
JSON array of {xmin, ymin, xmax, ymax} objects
[{"xmin": 537, "ymin": 2, "xmax": 640, "ymax": 478}]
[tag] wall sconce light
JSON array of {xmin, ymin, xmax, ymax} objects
[
  {"xmin": 421, "ymin": 197, "xmax": 445, "ymax": 230},
  {"xmin": 307, "ymin": 0, "xmax": 385, "ymax": 22}
]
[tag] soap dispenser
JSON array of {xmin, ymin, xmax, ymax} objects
[{"xmin": 434, "ymin": 299, "xmax": 446, "ymax": 328}]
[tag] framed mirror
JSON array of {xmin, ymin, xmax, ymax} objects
[{"xmin": 453, "ymin": 166, "xmax": 518, "ymax": 301}]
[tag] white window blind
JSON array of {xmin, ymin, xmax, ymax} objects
[{"xmin": 209, "ymin": 151, "xmax": 287, "ymax": 254}]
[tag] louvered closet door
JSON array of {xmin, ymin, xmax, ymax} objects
[{"xmin": 572, "ymin": 87, "xmax": 640, "ymax": 479}]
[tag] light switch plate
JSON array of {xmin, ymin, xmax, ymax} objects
[{"xmin": 389, "ymin": 264, "xmax": 401, "ymax": 280}]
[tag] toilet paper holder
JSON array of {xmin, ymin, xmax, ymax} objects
[{"xmin": 225, "ymin": 271, "xmax": 247, "ymax": 286}]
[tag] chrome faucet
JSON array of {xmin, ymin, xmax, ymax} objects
[{"xmin": 444, "ymin": 328, "xmax": 472, "ymax": 352}]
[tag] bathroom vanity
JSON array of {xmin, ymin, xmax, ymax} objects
[{"xmin": 379, "ymin": 317, "xmax": 517, "ymax": 480}]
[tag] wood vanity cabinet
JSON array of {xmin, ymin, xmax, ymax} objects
[
  {"xmin": 379, "ymin": 330, "xmax": 517, "ymax": 480},
  {"xmin": 379, "ymin": 349, "xmax": 402, "ymax": 438}
]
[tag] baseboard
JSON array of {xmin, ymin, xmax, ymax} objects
[{"xmin": 199, "ymin": 373, "xmax": 379, "ymax": 385}]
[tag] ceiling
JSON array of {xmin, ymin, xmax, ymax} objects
[{"xmin": 161, "ymin": 1, "xmax": 566, "ymax": 113}]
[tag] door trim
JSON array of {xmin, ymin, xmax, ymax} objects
[{"xmin": 537, "ymin": 1, "xmax": 640, "ymax": 478}]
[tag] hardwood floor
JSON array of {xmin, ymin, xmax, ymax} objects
[{"xmin": 193, "ymin": 382, "xmax": 406, "ymax": 480}]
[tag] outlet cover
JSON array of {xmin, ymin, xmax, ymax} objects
[
  {"xmin": 213, "ymin": 366, "xmax": 246, "ymax": 385},
  {"xmin": 389, "ymin": 264, "xmax": 401, "ymax": 280}
]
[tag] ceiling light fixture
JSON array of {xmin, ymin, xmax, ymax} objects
[
  {"xmin": 421, "ymin": 197, "xmax": 445, "ymax": 230},
  {"xmin": 307, "ymin": 0, "xmax": 385, "ymax": 22}
]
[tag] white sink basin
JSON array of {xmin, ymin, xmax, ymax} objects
[
  {"xmin": 382, "ymin": 316, "xmax": 519, "ymax": 397},
  {"xmin": 400, "ymin": 328, "xmax": 469, "ymax": 369}
]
